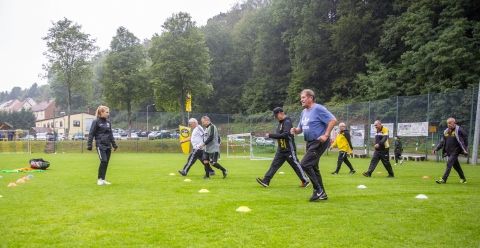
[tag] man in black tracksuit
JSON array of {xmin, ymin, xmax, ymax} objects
[
  {"xmin": 363, "ymin": 120, "xmax": 395, "ymax": 178},
  {"xmin": 87, "ymin": 106, "xmax": 118, "ymax": 185},
  {"xmin": 256, "ymin": 107, "xmax": 310, "ymax": 187},
  {"xmin": 433, "ymin": 118, "xmax": 468, "ymax": 184},
  {"xmin": 394, "ymin": 136, "xmax": 404, "ymax": 165}
]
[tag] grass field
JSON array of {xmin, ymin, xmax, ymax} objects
[{"xmin": 0, "ymin": 152, "xmax": 479, "ymax": 247}]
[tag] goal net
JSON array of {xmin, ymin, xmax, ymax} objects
[
  {"xmin": 0, "ymin": 130, "xmax": 32, "ymax": 154},
  {"xmin": 226, "ymin": 133, "xmax": 275, "ymax": 160}
]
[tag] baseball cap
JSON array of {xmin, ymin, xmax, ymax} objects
[{"xmin": 272, "ymin": 107, "xmax": 284, "ymax": 116}]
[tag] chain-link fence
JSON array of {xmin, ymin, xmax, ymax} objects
[
  {"xmin": 327, "ymin": 86, "xmax": 478, "ymax": 162},
  {"xmin": 1, "ymin": 87, "xmax": 477, "ymax": 162}
]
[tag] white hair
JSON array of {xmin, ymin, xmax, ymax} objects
[{"xmin": 188, "ymin": 118, "xmax": 198, "ymax": 124}]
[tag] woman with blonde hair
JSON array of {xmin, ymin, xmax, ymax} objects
[{"xmin": 87, "ymin": 105, "xmax": 118, "ymax": 185}]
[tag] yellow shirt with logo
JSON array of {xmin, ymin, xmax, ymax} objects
[{"xmin": 331, "ymin": 132, "xmax": 353, "ymax": 154}]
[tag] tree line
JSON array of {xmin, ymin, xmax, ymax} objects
[{"xmin": 2, "ymin": 0, "xmax": 479, "ymax": 133}]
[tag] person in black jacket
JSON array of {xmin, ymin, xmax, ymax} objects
[
  {"xmin": 87, "ymin": 105, "xmax": 118, "ymax": 186},
  {"xmin": 433, "ymin": 118, "xmax": 468, "ymax": 184},
  {"xmin": 394, "ymin": 136, "xmax": 404, "ymax": 165},
  {"xmin": 362, "ymin": 120, "xmax": 395, "ymax": 178},
  {"xmin": 256, "ymin": 107, "xmax": 310, "ymax": 188}
]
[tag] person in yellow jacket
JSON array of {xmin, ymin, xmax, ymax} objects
[{"xmin": 330, "ymin": 122, "xmax": 356, "ymax": 175}]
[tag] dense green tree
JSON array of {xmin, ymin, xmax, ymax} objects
[
  {"xmin": 200, "ymin": 8, "xmax": 248, "ymax": 113},
  {"xmin": 101, "ymin": 27, "xmax": 149, "ymax": 130},
  {"xmin": 0, "ymin": 110, "xmax": 36, "ymax": 130},
  {"xmin": 43, "ymin": 18, "xmax": 97, "ymax": 137},
  {"xmin": 149, "ymin": 12, "xmax": 211, "ymax": 123},
  {"xmin": 357, "ymin": 0, "xmax": 480, "ymax": 99},
  {"xmin": 240, "ymin": 7, "xmax": 291, "ymax": 113}
]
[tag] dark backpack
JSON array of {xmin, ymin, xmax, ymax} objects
[{"xmin": 29, "ymin": 158, "xmax": 50, "ymax": 170}]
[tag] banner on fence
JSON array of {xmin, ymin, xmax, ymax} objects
[
  {"xmin": 350, "ymin": 125, "xmax": 365, "ymax": 147},
  {"xmin": 370, "ymin": 123, "xmax": 394, "ymax": 138},
  {"xmin": 397, "ymin": 122, "xmax": 428, "ymax": 137}
]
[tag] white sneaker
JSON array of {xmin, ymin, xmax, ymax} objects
[
  {"xmin": 97, "ymin": 179, "xmax": 105, "ymax": 186},
  {"xmin": 103, "ymin": 180, "xmax": 111, "ymax": 185}
]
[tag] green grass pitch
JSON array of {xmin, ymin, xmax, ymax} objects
[{"xmin": 0, "ymin": 152, "xmax": 479, "ymax": 247}]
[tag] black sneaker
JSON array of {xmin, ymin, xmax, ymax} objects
[
  {"xmin": 310, "ymin": 189, "xmax": 328, "ymax": 202},
  {"xmin": 209, "ymin": 171, "xmax": 216, "ymax": 176},
  {"xmin": 460, "ymin": 179, "xmax": 467, "ymax": 184},
  {"xmin": 203, "ymin": 175, "xmax": 210, "ymax": 180},
  {"xmin": 331, "ymin": 172, "xmax": 338, "ymax": 175},
  {"xmin": 349, "ymin": 170, "xmax": 356, "ymax": 175},
  {"xmin": 300, "ymin": 181, "xmax": 310, "ymax": 188},
  {"xmin": 362, "ymin": 172, "xmax": 371, "ymax": 177},
  {"xmin": 256, "ymin": 178, "xmax": 269, "ymax": 187},
  {"xmin": 435, "ymin": 178, "xmax": 446, "ymax": 184},
  {"xmin": 222, "ymin": 170, "xmax": 228, "ymax": 179},
  {"xmin": 387, "ymin": 174, "xmax": 394, "ymax": 178},
  {"xmin": 178, "ymin": 170, "xmax": 186, "ymax": 176}
]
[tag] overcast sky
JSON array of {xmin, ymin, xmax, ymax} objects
[{"xmin": 0, "ymin": 0, "xmax": 239, "ymax": 92}]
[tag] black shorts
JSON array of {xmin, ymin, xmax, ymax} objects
[{"xmin": 203, "ymin": 152, "xmax": 219, "ymax": 163}]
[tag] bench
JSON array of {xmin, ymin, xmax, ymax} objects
[
  {"xmin": 352, "ymin": 153, "xmax": 367, "ymax": 158},
  {"xmin": 390, "ymin": 154, "xmax": 426, "ymax": 161},
  {"xmin": 407, "ymin": 155, "xmax": 426, "ymax": 161}
]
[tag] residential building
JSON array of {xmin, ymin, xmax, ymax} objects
[{"xmin": 35, "ymin": 113, "xmax": 96, "ymax": 139}]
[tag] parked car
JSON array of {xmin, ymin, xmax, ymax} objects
[
  {"xmin": 255, "ymin": 137, "xmax": 275, "ymax": 146},
  {"xmin": 128, "ymin": 133, "xmax": 139, "ymax": 140},
  {"xmin": 72, "ymin": 133, "xmax": 85, "ymax": 141},
  {"xmin": 137, "ymin": 131, "xmax": 149, "ymax": 137},
  {"xmin": 56, "ymin": 133, "xmax": 65, "ymax": 141},
  {"xmin": 113, "ymin": 133, "xmax": 122, "ymax": 140},
  {"xmin": 228, "ymin": 136, "xmax": 245, "ymax": 143},
  {"xmin": 36, "ymin": 132, "xmax": 47, "ymax": 141},
  {"xmin": 170, "ymin": 132, "xmax": 179, "ymax": 139},
  {"xmin": 158, "ymin": 131, "xmax": 171, "ymax": 139},
  {"xmin": 148, "ymin": 131, "xmax": 159, "ymax": 140},
  {"xmin": 20, "ymin": 135, "xmax": 35, "ymax": 141},
  {"xmin": 46, "ymin": 133, "xmax": 55, "ymax": 141}
]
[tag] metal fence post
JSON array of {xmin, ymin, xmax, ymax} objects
[
  {"xmin": 426, "ymin": 91, "xmax": 430, "ymax": 160},
  {"xmin": 468, "ymin": 86, "xmax": 474, "ymax": 164},
  {"xmin": 367, "ymin": 101, "xmax": 371, "ymax": 157},
  {"xmin": 346, "ymin": 104, "xmax": 349, "ymax": 125},
  {"xmin": 472, "ymin": 82, "xmax": 480, "ymax": 164}
]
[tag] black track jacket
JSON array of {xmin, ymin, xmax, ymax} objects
[
  {"xmin": 87, "ymin": 117, "xmax": 118, "ymax": 150},
  {"xmin": 268, "ymin": 116, "xmax": 296, "ymax": 152}
]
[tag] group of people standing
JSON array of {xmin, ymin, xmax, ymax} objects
[{"xmin": 85, "ymin": 89, "xmax": 469, "ymax": 202}]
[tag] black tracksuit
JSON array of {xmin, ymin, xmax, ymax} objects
[
  {"xmin": 394, "ymin": 139, "xmax": 403, "ymax": 164},
  {"xmin": 366, "ymin": 127, "xmax": 394, "ymax": 177},
  {"xmin": 87, "ymin": 117, "xmax": 118, "ymax": 180},
  {"xmin": 435, "ymin": 126, "xmax": 468, "ymax": 182},
  {"xmin": 262, "ymin": 117, "xmax": 309, "ymax": 185}
]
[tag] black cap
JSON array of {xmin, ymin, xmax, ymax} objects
[{"xmin": 273, "ymin": 107, "xmax": 284, "ymax": 116}]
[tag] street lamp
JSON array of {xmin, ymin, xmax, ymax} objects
[{"xmin": 147, "ymin": 104, "xmax": 155, "ymax": 133}]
